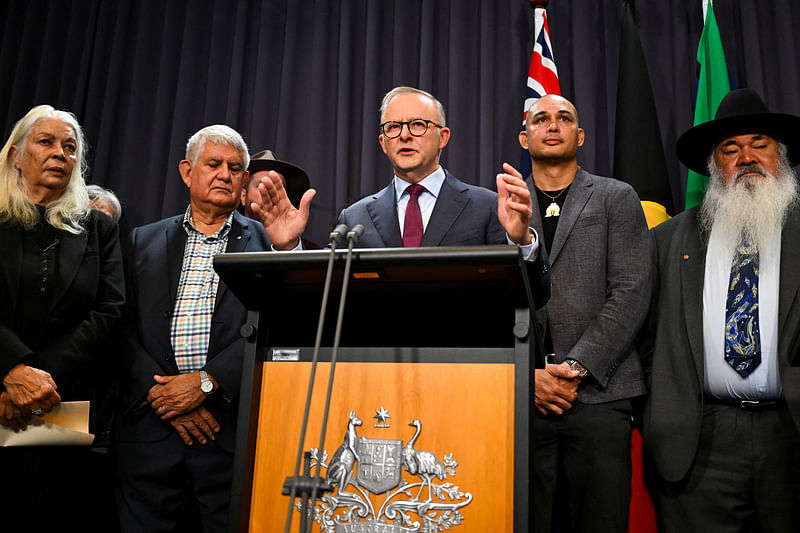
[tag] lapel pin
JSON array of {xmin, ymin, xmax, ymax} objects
[
  {"xmin": 683, "ymin": 254, "xmax": 689, "ymax": 260},
  {"xmin": 237, "ymin": 235, "xmax": 242, "ymax": 240}
]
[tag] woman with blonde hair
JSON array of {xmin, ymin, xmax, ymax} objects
[{"xmin": 0, "ymin": 105, "xmax": 124, "ymax": 531}]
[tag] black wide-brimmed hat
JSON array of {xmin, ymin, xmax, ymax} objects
[
  {"xmin": 247, "ymin": 149, "xmax": 310, "ymax": 207},
  {"xmin": 676, "ymin": 88, "xmax": 800, "ymax": 176}
]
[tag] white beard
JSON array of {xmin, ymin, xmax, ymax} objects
[{"xmin": 699, "ymin": 157, "xmax": 799, "ymax": 253}]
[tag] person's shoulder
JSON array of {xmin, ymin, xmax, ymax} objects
[
  {"xmin": 343, "ymin": 183, "xmax": 394, "ymax": 212},
  {"xmin": 127, "ymin": 213, "xmax": 183, "ymax": 242},
  {"xmin": 652, "ymin": 207, "xmax": 699, "ymax": 238},
  {"xmin": 443, "ymin": 170, "xmax": 496, "ymax": 200},
  {"xmin": 582, "ymin": 169, "xmax": 636, "ymax": 195}
]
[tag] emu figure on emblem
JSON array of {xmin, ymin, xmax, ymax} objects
[
  {"xmin": 402, "ymin": 419, "xmax": 447, "ymax": 503},
  {"xmin": 326, "ymin": 411, "xmax": 362, "ymax": 498}
]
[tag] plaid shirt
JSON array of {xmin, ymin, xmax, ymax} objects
[{"xmin": 170, "ymin": 206, "xmax": 233, "ymax": 373}]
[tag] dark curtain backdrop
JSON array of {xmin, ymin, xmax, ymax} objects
[{"xmin": 2, "ymin": 0, "xmax": 799, "ymax": 243}]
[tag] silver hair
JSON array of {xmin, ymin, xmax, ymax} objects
[
  {"xmin": 87, "ymin": 184, "xmax": 122, "ymax": 222},
  {"xmin": 185, "ymin": 125, "xmax": 249, "ymax": 168},
  {"xmin": 0, "ymin": 104, "xmax": 90, "ymax": 234},
  {"xmin": 379, "ymin": 86, "xmax": 447, "ymax": 126},
  {"xmin": 700, "ymin": 142, "xmax": 798, "ymax": 250}
]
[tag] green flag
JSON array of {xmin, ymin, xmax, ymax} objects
[{"xmin": 684, "ymin": 1, "xmax": 731, "ymax": 209}]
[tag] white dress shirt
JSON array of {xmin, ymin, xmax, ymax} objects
[{"xmin": 702, "ymin": 225, "xmax": 781, "ymax": 400}]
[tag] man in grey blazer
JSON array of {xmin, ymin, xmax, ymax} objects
[
  {"xmin": 640, "ymin": 88, "xmax": 800, "ymax": 532},
  {"xmin": 518, "ymin": 94, "xmax": 652, "ymax": 532},
  {"xmin": 255, "ymin": 86, "xmax": 550, "ymax": 306}
]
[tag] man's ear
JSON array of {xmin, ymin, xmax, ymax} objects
[
  {"xmin": 179, "ymin": 160, "xmax": 192, "ymax": 188},
  {"xmin": 518, "ymin": 131, "xmax": 528, "ymax": 150}
]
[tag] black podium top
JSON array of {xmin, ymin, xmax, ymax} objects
[{"xmin": 214, "ymin": 245, "xmax": 533, "ymax": 348}]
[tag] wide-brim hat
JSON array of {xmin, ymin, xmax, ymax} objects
[
  {"xmin": 676, "ymin": 88, "xmax": 800, "ymax": 176},
  {"xmin": 247, "ymin": 149, "xmax": 310, "ymax": 207}
]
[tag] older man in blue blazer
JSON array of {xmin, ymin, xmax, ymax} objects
[{"xmin": 115, "ymin": 125, "xmax": 271, "ymax": 533}]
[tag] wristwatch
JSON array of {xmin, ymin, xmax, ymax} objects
[
  {"xmin": 566, "ymin": 359, "xmax": 589, "ymax": 379},
  {"xmin": 199, "ymin": 370, "xmax": 214, "ymax": 395}
]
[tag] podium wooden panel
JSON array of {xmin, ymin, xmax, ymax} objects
[
  {"xmin": 251, "ymin": 359, "xmax": 515, "ymax": 532},
  {"xmin": 215, "ymin": 246, "xmax": 537, "ymax": 533}
]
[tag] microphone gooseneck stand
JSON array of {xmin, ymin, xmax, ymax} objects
[
  {"xmin": 304, "ymin": 224, "xmax": 364, "ymax": 533},
  {"xmin": 283, "ymin": 224, "xmax": 348, "ymax": 533}
]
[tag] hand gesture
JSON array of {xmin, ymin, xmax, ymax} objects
[
  {"xmin": 248, "ymin": 170, "xmax": 316, "ymax": 250},
  {"xmin": 496, "ymin": 162, "xmax": 533, "ymax": 245}
]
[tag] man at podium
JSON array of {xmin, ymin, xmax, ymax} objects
[{"xmin": 251, "ymin": 85, "xmax": 550, "ymax": 307}]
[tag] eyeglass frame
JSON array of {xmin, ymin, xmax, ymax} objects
[{"xmin": 378, "ymin": 118, "xmax": 443, "ymax": 139}]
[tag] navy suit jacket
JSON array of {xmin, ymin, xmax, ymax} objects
[
  {"xmin": 337, "ymin": 170, "xmax": 550, "ymax": 307},
  {"xmin": 116, "ymin": 210, "xmax": 270, "ymax": 452}
]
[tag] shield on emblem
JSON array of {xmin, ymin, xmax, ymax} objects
[{"xmin": 355, "ymin": 436, "xmax": 402, "ymax": 494}]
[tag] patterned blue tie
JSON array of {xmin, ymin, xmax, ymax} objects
[{"xmin": 724, "ymin": 237, "xmax": 761, "ymax": 377}]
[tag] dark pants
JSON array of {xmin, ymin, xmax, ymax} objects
[
  {"xmin": 115, "ymin": 432, "xmax": 233, "ymax": 533},
  {"xmin": 650, "ymin": 401, "xmax": 800, "ymax": 533},
  {"xmin": 0, "ymin": 446, "xmax": 118, "ymax": 533},
  {"xmin": 533, "ymin": 399, "xmax": 634, "ymax": 533}
]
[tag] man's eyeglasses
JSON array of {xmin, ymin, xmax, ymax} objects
[{"xmin": 379, "ymin": 119, "xmax": 442, "ymax": 139}]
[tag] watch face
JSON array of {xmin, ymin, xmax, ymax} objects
[{"xmin": 201, "ymin": 380, "xmax": 213, "ymax": 393}]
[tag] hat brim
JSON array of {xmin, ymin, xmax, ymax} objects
[
  {"xmin": 676, "ymin": 112, "xmax": 800, "ymax": 176},
  {"xmin": 248, "ymin": 160, "xmax": 310, "ymax": 207}
]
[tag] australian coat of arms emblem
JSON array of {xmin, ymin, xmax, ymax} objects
[{"xmin": 301, "ymin": 410, "xmax": 473, "ymax": 532}]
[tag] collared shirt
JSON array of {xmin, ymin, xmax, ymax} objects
[
  {"xmin": 394, "ymin": 166, "xmax": 538, "ymax": 259},
  {"xmin": 702, "ymin": 225, "xmax": 781, "ymax": 400},
  {"xmin": 170, "ymin": 206, "xmax": 233, "ymax": 373}
]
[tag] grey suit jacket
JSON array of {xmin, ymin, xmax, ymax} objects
[
  {"xmin": 526, "ymin": 167, "xmax": 652, "ymax": 403},
  {"xmin": 337, "ymin": 169, "xmax": 550, "ymax": 308},
  {"xmin": 639, "ymin": 205, "xmax": 800, "ymax": 482}
]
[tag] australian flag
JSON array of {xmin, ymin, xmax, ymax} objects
[{"xmin": 520, "ymin": 6, "xmax": 561, "ymax": 178}]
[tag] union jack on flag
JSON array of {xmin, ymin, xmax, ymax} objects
[{"xmin": 520, "ymin": 6, "xmax": 561, "ymax": 175}]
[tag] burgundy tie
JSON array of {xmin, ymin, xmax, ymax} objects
[{"xmin": 402, "ymin": 184, "xmax": 425, "ymax": 247}]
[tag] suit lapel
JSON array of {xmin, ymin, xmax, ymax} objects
[
  {"xmin": 51, "ymin": 227, "xmax": 87, "ymax": 307},
  {"xmin": 422, "ymin": 171, "xmax": 468, "ymax": 246},
  {"xmin": 549, "ymin": 169, "xmax": 592, "ymax": 264},
  {"xmin": 165, "ymin": 217, "xmax": 186, "ymax": 308},
  {"xmin": 366, "ymin": 183, "xmax": 403, "ymax": 247},
  {"xmin": 216, "ymin": 213, "xmax": 251, "ymax": 307},
  {"xmin": 681, "ymin": 210, "xmax": 707, "ymax": 379}
]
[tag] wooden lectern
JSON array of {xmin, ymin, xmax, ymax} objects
[{"xmin": 215, "ymin": 246, "xmax": 537, "ymax": 533}]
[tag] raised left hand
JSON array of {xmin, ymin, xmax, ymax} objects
[{"xmin": 497, "ymin": 162, "xmax": 533, "ymax": 245}]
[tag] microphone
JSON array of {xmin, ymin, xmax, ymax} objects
[
  {"xmin": 329, "ymin": 224, "xmax": 349, "ymax": 247},
  {"xmin": 284, "ymin": 224, "xmax": 348, "ymax": 533},
  {"xmin": 304, "ymin": 223, "xmax": 362, "ymax": 530},
  {"xmin": 346, "ymin": 224, "xmax": 365, "ymax": 244}
]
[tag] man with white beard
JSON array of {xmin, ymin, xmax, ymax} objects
[{"xmin": 639, "ymin": 88, "xmax": 800, "ymax": 533}]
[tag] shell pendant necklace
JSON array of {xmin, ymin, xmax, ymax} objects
[{"xmin": 540, "ymin": 187, "xmax": 568, "ymax": 217}]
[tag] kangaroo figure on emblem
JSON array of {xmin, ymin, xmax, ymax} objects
[{"xmin": 326, "ymin": 411, "xmax": 362, "ymax": 497}]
